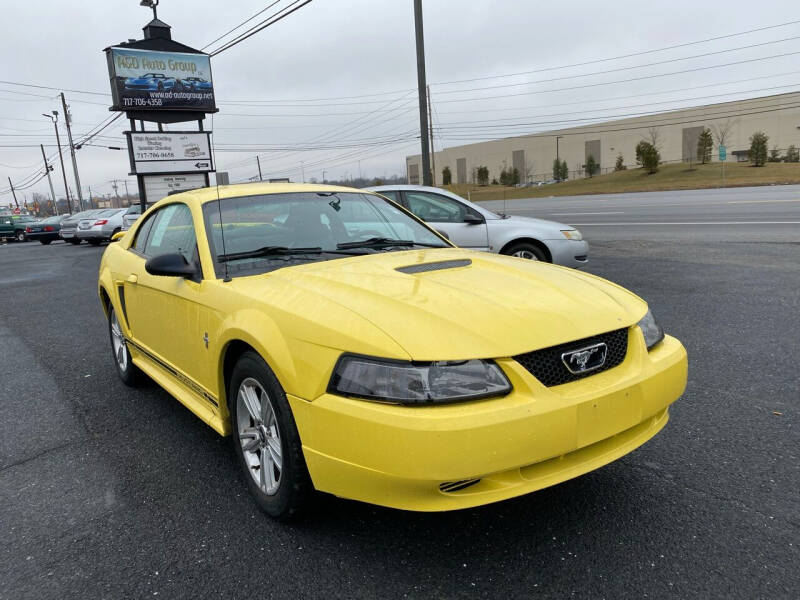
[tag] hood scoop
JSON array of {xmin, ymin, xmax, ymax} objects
[{"xmin": 396, "ymin": 259, "xmax": 472, "ymax": 274}]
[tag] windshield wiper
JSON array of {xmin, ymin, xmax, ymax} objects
[
  {"xmin": 218, "ymin": 245, "xmax": 323, "ymax": 262},
  {"xmin": 337, "ymin": 237, "xmax": 445, "ymax": 250}
]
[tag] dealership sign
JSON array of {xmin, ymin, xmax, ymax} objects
[
  {"xmin": 126, "ymin": 132, "xmax": 213, "ymax": 174},
  {"xmin": 106, "ymin": 47, "xmax": 216, "ymax": 112}
]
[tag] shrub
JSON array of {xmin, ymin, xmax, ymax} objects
[
  {"xmin": 785, "ymin": 145, "xmax": 800, "ymax": 163},
  {"xmin": 477, "ymin": 166, "xmax": 489, "ymax": 186},
  {"xmin": 637, "ymin": 141, "xmax": 660, "ymax": 174},
  {"xmin": 749, "ymin": 131, "xmax": 768, "ymax": 167},
  {"xmin": 768, "ymin": 146, "xmax": 782, "ymax": 163},
  {"xmin": 697, "ymin": 128, "xmax": 713, "ymax": 164},
  {"xmin": 614, "ymin": 153, "xmax": 626, "ymax": 171},
  {"xmin": 585, "ymin": 154, "xmax": 598, "ymax": 178},
  {"xmin": 442, "ymin": 166, "xmax": 452, "ymax": 185}
]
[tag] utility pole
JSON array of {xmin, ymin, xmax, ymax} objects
[
  {"xmin": 427, "ymin": 84, "xmax": 435, "ymax": 186},
  {"xmin": 123, "ymin": 180, "xmax": 130, "ymax": 205},
  {"xmin": 256, "ymin": 156, "xmax": 263, "ymax": 181},
  {"xmin": 111, "ymin": 180, "xmax": 120, "ymax": 208},
  {"xmin": 322, "ymin": 170, "xmax": 326, "ymax": 183},
  {"xmin": 300, "ymin": 161, "xmax": 305, "ymax": 183},
  {"xmin": 40, "ymin": 144, "xmax": 59, "ymax": 216},
  {"xmin": 44, "ymin": 112, "xmax": 71, "ymax": 211},
  {"xmin": 88, "ymin": 186, "xmax": 93, "ymax": 209},
  {"xmin": 413, "ymin": 0, "xmax": 431, "ymax": 186},
  {"xmin": 60, "ymin": 93, "xmax": 84, "ymax": 211},
  {"xmin": 7, "ymin": 177, "xmax": 19, "ymax": 209}
]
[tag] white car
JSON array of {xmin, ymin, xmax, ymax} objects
[{"xmin": 366, "ymin": 185, "xmax": 588, "ymax": 267}]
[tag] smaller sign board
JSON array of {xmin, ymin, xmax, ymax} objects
[
  {"xmin": 143, "ymin": 173, "xmax": 207, "ymax": 201},
  {"xmin": 719, "ymin": 145, "xmax": 727, "ymax": 161},
  {"xmin": 126, "ymin": 131, "xmax": 213, "ymax": 174}
]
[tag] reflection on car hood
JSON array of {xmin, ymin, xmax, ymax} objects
[{"xmin": 236, "ymin": 248, "xmax": 645, "ymax": 360}]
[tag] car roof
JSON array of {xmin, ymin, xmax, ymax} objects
[
  {"xmin": 167, "ymin": 183, "xmax": 375, "ymax": 207},
  {"xmin": 367, "ymin": 185, "xmax": 449, "ymax": 193}
]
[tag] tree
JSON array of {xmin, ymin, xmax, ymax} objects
[
  {"xmin": 511, "ymin": 167, "xmax": 520, "ymax": 185},
  {"xmin": 499, "ymin": 168, "xmax": 511, "ymax": 186},
  {"xmin": 491, "ymin": 178, "xmax": 499, "ymax": 185},
  {"xmin": 697, "ymin": 128, "xmax": 713, "ymax": 164},
  {"xmin": 637, "ymin": 141, "xmax": 660, "ymax": 174},
  {"xmin": 559, "ymin": 160, "xmax": 569, "ymax": 182},
  {"xmin": 768, "ymin": 146, "xmax": 782, "ymax": 163},
  {"xmin": 785, "ymin": 145, "xmax": 799, "ymax": 163},
  {"xmin": 585, "ymin": 154, "xmax": 598, "ymax": 178},
  {"xmin": 614, "ymin": 153, "xmax": 626, "ymax": 171},
  {"xmin": 476, "ymin": 166, "xmax": 489, "ymax": 186},
  {"xmin": 442, "ymin": 166, "xmax": 452, "ymax": 185},
  {"xmin": 749, "ymin": 131, "xmax": 768, "ymax": 167},
  {"xmin": 711, "ymin": 119, "xmax": 735, "ymax": 149},
  {"xmin": 553, "ymin": 158, "xmax": 562, "ymax": 182}
]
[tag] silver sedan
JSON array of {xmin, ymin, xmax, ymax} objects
[{"xmin": 366, "ymin": 185, "xmax": 589, "ymax": 268}]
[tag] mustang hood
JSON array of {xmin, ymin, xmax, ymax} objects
[{"xmin": 261, "ymin": 249, "xmax": 647, "ymax": 360}]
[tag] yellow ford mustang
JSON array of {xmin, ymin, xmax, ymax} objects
[{"xmin": 98, "ymin": 183, "xmax": 687, "ymax": 519}]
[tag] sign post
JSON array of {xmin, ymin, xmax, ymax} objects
[{"xmin": 719, "ymin": 145, "xmax": 727, "ymax": 188}]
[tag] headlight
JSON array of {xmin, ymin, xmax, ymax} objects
[
  {"xmin": 328, "ymin": 355, "xmax": 512, "ymax": 405},
  {"xmin": 561, "ymin": 229, "xmax": 582, "ymax": 241},
  {"xmin": 637, "ymin": 309, "xmax": 665, "ymax": 350}
]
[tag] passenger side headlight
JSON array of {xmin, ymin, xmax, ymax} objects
[
  {"xmin": 637, "ymin": 309, "xmax": 665, "ymax": 350},
  {"xmin": 329, "ymin": 355, "xmax": 512, "ymax": 405},
  {"xmin": 561, "ymin": 229, "xmax": 582, "ymax": 241}
]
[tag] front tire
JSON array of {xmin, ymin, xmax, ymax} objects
[
  {"xmin": 230, "ymin": 351, "xmax": 312, "ymax": 520},
  {"xmin": 15, "ymin": 231, "xmax": 26, "ymax": 242},
  {"xmin": 40, "ymin": 240, "xmax": 51, "ymax": 245},
  {"xmin": 502, "ymin": 241, "xmax": 548, "ymax": 262},
  {"xmin": 88, "ymin": 239, "xmax": 101, "ymax": 246},
  {"xmin": 108, "ymin": 307, "xmax": 141, "ymax": 386},
  {"xmin": 68, "ymin": 238, "xmax": 81, "ymax": 245}
]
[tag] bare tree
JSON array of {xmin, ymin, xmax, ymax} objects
[
  {"xmin": 645, "ymin": 126, "xmax": 662, "ymax": 150},
  {"xmin": 711, "ymin": 119, "xmax": 736, "ymax": 149}
]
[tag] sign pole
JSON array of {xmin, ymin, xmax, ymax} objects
[
  {"xmin": 40, "ymin": 144, "xmax": 59, "ymax": 216},
  {"xmin": 7, "ymin": 177, "xmax": 19, "ymax": 209}
]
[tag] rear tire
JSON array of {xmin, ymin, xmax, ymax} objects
[
  {"xmin": 108, "ymin": 307, "xmax": 142, "ymax": 386},
  {"xmin": 68, "ymin": 238, "xmax": 81, "ymax": 245},
  {"xmin": 15, "ymin": 231, "xmax": 26, "ymax": 242},
  {"xmin": 40, "ymin": 240, "xmax": 51, "ymax": 245},
  {"xmin": 88, "ymin": 239, "xmax": 101, "ymax": 246},
  {"xmin": 230, "ymin": 351, "xmax": 313, "ymax": 520},
  {"xmin": 502, "ymin": 241, "xmax": 548, "ymax": 262}
]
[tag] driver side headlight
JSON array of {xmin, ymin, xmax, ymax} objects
[
  {"xmin": 637, "ymin": 309, "xmax": 665, "ymax": 350},
  {"xmin": 328, "ymin": 355, "xmax": 512, "ymax": 405},
  {"xmin": 561, "ymin": 229, "xmax": 582, "ymax": 241}
]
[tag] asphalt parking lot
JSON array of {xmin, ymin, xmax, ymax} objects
[{"xmin": 1, "ymin": 186, "xmax": 798, "ymax": 599}]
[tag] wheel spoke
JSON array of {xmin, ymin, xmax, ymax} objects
[
  {"xmin": 259, "ymin": 450, "xmax": 268, "ymax": 490},
  {"xmin": 261, "ymin": 393, "xmax": 274, "ymax": 425},
  {"xmin": 264, "ymin": 452, "xmax": 277, "ymax": 491},
  {"xmin": 239, "ymin": 385, "xmax": 261, "ymax": 422},
  {"xmin": 266, "ymin": 436, "xmax": 282, "ymax": 470}
]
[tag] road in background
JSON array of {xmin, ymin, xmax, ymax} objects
[
  {"xmin": 1, "ymin": 194, "xmax": 798, "ymax": 598},
  {"xmin": 479, "ymin": 184, "xmax": 800, "ymax": 242}
]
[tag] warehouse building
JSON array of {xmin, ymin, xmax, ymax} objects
[{"xmin": 406, "ymin": 92, "xmax": 800, "ymax": 184}]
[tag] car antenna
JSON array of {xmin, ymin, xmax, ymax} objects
[{"xmin": 210, "ymin": 116, "xmax": 231, "ymax": 282}]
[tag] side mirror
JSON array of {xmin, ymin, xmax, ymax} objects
[
  {"xmin": 463, "ymin": 213, "xmax": 484, "ymax": 225},
  {"xmin": 145, "ymin": 252, "xmax": 198, "ymax": 279},
  {"xmin": 110, "ymin": 231, "xmax": 125, "ymax": 242}
]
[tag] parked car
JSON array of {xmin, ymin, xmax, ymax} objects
[
  {"xmin": 366, "ymin": 185, "xmax": 588, "ymax": 267},
  {"xmin": 122, "ymin": 203, "xmax": 154, "ymax": 230},
  {"xmin": 60, "ymin": 209, "xmax": 105, "ymax": 244},
  {"xmin": 123, "ymin": 73, "xmax": 178, "ymax": 92},
  {"xmin": 0, "ymin": 214, "xmax": 37, "ymax": 242},
  {"xmin": 24, "ymin": 214, "xmax": 71, "ymax": 244},
  {"xmin": 98, "ymin": 183, "xmax": 687, "ymax": 520},
  {"xmin": 76, "ymin": 208, "xmax": 127, "ymax": 245}
]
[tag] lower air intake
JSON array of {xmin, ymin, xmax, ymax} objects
[{"xmin": 439, "ymin": 479, "xmax": 481, "ymax": 493}]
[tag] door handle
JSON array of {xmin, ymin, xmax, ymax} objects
[{"xmin": 127, "ymin": 274, "xmax": 138, "ymax": 284}]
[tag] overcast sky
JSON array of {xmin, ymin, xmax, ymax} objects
[{"xmin": 2, "ymin": 0, "xmax": 799, "ymax": 202}]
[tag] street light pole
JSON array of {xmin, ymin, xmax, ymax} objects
[
  {"xmin": 43, "ymin": 112, "xmax": 72, "ymax": 211},
  {"xmin": 40, "ymin": 144, "xmax": 59, "ymax": 216},
  {"xmin": 556, "ymin": 136, "xmax": 564, "ymax": 182},
  {"xmin": 256, "ymin": 155, "xmax": 263, "ymax": 181},
  {"xmin": 413, "ymin": 0, "xmax": 431, "ymax": 186},
  {"xmin": 61, "ymin": 93, "xmax": 84, "ymax": 211}
]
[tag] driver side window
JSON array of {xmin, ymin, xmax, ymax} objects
[
  {"xmin": 404, "ymin": 192, "xmax": 466, "ymax": 223},
  {"xmin": 142, "ymin": 204, "xmax": 197, "ymax": 264}
]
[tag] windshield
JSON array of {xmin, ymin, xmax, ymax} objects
[{"xmin": 202, "ymin": 192, "xmax": 450, "ymax": 278}]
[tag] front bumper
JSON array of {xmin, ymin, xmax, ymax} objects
[
  {"xmin": 545, "ymin": 238, "xmax": 589, "ymax": 268},
  {"xmin": 60, "ymin": 228, "xmax": 78, "ymax": 240},
  {"xmin": 289, "ymin": 331, "xmax": 687, "ymax": 511}
]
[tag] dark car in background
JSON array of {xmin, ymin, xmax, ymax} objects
[
  {"xmin": 0, "ymin": 214, "xmax": 37, "ymax": 242},
  {"xmin": 25, "ymin": 214, "xmax": 71, "ymax": 244},
  {"xmin": 60, "ymin": 209, "xmax": 104, "ymax": 245}
]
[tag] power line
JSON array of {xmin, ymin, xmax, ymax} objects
[
  {"xmin": 201, "ymin": 0, "xmax": 284, "ymax": 51},
  {"xmin": 432, "ymin": 18, "xmax": 800, "ymax": 86},
  {"xmin": 210, "ymin": 0, "xmax": 314, "ymax": 56},
  {"xmin": 432, "ymin": 35, "xmax": 800, "ymax": 96}
]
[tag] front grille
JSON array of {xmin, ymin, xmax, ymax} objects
[{"xmin": 513, "ymin": 328, "xmax": 628, "ymax": 387}]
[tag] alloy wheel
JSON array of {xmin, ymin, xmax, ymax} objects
[
  {"xmin": 512, "ymin": 249, "xmax": 539, "ymax": 260},
  {"xmin": 110, "ymin": 311, "xmax": 128, "ymax": 371},
  {"xmin": 237, "ymin": 377, "xmax": 283, "ymax": 495}
]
